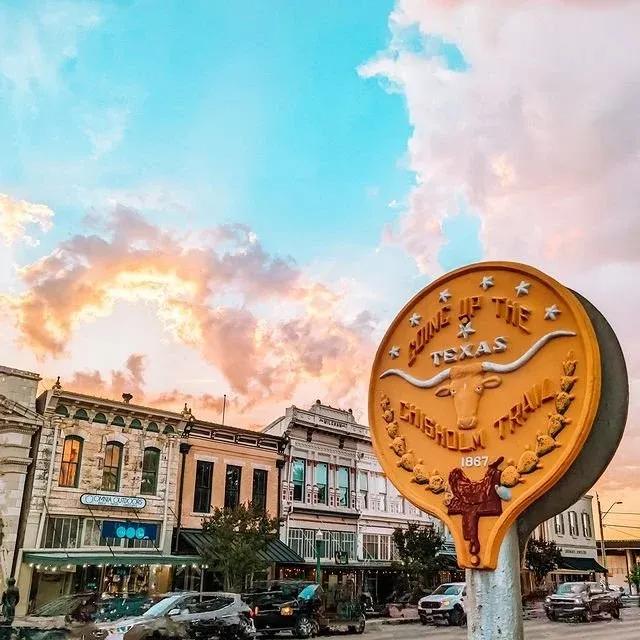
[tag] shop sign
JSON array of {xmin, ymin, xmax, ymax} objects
[
  {"xmin": 101, "ymin": 520, "xmax": 158, "ymax": 541},
  {"xmin": 369, "ymin": 262, "xmax": 603, "ymax": 570},
  {"xmin": 80, "ymin": 493, "xmax": 147, "ymax": 509}
]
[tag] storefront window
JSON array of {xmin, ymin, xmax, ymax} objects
[
  {"xmin": 102, "ymin": 442, "xmax": 123, "ymax": 491},
  {"xmin": 315, "ymin": 463, "xmax": 328, "ymax": 504},
  {"xmin": 292, "ymin": 458, "xmax": 306, "ymax": 502},
  {"xmin": 252, "ymin": 469, "xmax": 268, "ymax": 511},
  {"xmin": 44, "ymin": 517, "xmax": 80, "ymax": 548},
  {"xmin": 140, "ymin": 447, "xmax": 160, "ymax": 495},
  {"xmin": 337, "ymin": 467, "xmax": 350, "ymax": 507},
  {"xmin": 59, "ymin": 436, "xmax": 83, "ymax": 487},
  {"xmin": 224, "ymin": 465, "xmax": 242, "ymax": 509}
]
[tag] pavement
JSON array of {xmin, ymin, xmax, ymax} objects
[{"xmin": 364, "ymin": 604, "xmax": 640, "ymax": 639}]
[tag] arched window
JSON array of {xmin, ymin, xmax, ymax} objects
[
  {"xmin": 140, "ymin": 447, "xmax": 160, "ymax": 495},
  {"xmin": 59, "ymin": 436, "xmax": 83, "ymax": 487},
  {"xmin": 146, "ymin": 422, "xmax": 159, "ymax": 433},
  {"xmin": 55, "ymin": 404, "xmax": 69, "ymax": 417},
  {"xmin": 73, "ymin": 408, "xmax": 89, "ymax": 421},
  {"xmin": 93, "ymin": 412, "xmax": 107, "ymax": 424},
  {"xmin": 112, "ymin": 415, "xmax": 126, "ymax": 427},
  {"xmin": 102, "ymin": 442, "xmax": 123, "ymax": 491},
  {"xmin": 163, "ymin": 425, "xmax": 175, "ymax": 435},
  {"xmin": 130, "ymin": 418, "xmax": 142, "ymax": 430}
]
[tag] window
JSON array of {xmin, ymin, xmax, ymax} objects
[
  {"xmin": 292, "ymin": 458, "xmax": 306, "ymax": 502},
  {"xmin": 140, "ymin": 447, "xmax": 160, "ymax": 495},
  {"xmin": 252, "ymin": 469, "xmax": 268, "ymax": 511},
  {"xmin": 362, "ymin": 534, "xmax": 393, "ymax": 561},
  {"xmin": 193, "ymin": 460, "xmax": 213, "ymax": 513},
  {"xmin": 582, "ymin": 512, "xmax": 592, "ymax": 538},
  {"xmin": 93, "ymin": 412, "xmax": 107, "ymax": 424},
  {"xmin": 73, "ymin": 408, "xmax": 89, "ymax": 421},
  {"xmin": 112, "ymin": 415, "xmax": 126, "ymax": 427},
  {"xmin": 147, "ymin": 421, "xmax": 160, "ymax": 433},
  {"xmin": 55, "ymin": 404, "xmax": 69, "ymax": 416},
  {"xmin": 224, "ymin": 465, "xmax": 242, "ymax": 509},
  {"xmin": 44, "ymin": 517, "xmax": 79, "ymax": 548},
  {"xmin": 102, "ymin": 442, "xmax": 123, "ymax": 491},
  {"xmin": 59, "ymin": 436, "xmax": 83, "ymax": 487},
  {"xmin": 130, "ymin": 418, "xmax": 142, "ymax": 430},
  {"xmin": 288, "ymin": 528, "xmax": 304, "ymax": 558},
  {"xmin": 163, "ymin": 425, "xmax": 175, "ymax": 435},
  {"xmin": 554, "ymin": 514, "xmax": 565, "ymax": 535},
  {"xmin": 358, "ymin": 472, "xmax": 368, "ymax": 509},
  {"xmin": 568, "ymin": 511, "xmax": 579, "ymax": 536},
  {"xmin": 315, "ymin": 463, "xmax": 328, "ymax": 504},
  {"xmin": 337, "ymin": 467, "xmax": 350, "ymax": 507}
]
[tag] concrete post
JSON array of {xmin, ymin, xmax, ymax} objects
[{"xmin": 466, "ymin": 525, "xmax": 523, "ymax": 640}]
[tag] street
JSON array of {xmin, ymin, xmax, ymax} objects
[{"xmin": 364, "ymin": 606, "xmax": 640, "ymax": 639}]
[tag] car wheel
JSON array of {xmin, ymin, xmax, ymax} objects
[
  {"xmin": 448, "ymin": 607, "xmax": 465, "ymax": 627},
  {"xmin": 295, "ymin": 615, "xmax": 314, "ymax": 639},
  {"xmin": 420, "ymin": 617, "xmax": 428, "ymax": 626},
  {"xmin": 612, "ymin": 606, "xmax": 620, "ymax": 620},
  {"xmin": 582, "ymin": 608, "xmax": 593, "ymax": 623},
  {"xmin": 350, "ymin": 615, "xmax": 365, "ymax": 634},
  {"xmin": 546, "ymin": 611, "xmax": 557, "ymax": 622}
]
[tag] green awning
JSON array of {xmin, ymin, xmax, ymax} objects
[
  {"xmin": 177, "ymin": 531, "xmax": 304, "ymax": 565},
  {"xmin": 23, "ymin": 551, "xmax": 202, "ymax": 567},
  {"xmin": 559, "ymin": 556, "xmax": 607, "ymax": 573}
]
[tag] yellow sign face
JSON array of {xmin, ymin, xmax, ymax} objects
[{"xmin": 369, "ymin": 262, "xmax": 601, "ymax": 569}]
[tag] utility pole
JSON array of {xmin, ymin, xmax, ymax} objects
[
  {"xmin": 221, "ymin": 394, "xmax": 227, "ymax": 426},
  {"xmin": 596, "ymin": 493, "xmax": 622, "ymax": 590}
]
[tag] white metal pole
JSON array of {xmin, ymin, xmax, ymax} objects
[{"xmin": 466, "ymin": 525, "xmax": 523, "ymax": 640}]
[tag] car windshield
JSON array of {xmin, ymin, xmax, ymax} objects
[
  {"xmin": 431, "ymin": 585, "xmax": 462, "ymax": 596},
  {"xmin": 141, "ymin": 595, "xmax": 185, "ymax": 618},
  {"xmin": 557, "ymin": 583, "xmax": 586, "ymax": 594},
  {"xmin": 94, "ymin": 596, "xmax": 159, "ymax": 622},
  {"xmin": 298, "ymin": 585, "xmax": 321, "ymax": 601},
  {"xmin": 32, "ymin": 595, "xmax": 93, "ymax": 617}
]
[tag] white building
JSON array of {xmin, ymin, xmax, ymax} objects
[{"xmin": 263, "ymin": 401, "xmax": 451, "ymax": 602}]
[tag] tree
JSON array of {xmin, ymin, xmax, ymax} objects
[
  {"xmin": 525, "ymin": 538, "xmax": 562, "ymax": 587},
  {"xmin": 392, "ymin": 524, "xmax": 445, "ymax": 593},
  {"xmin": 201, "ymin": 503, "xmax": 279, "ymax": 591},
  {"xmin": 628, "ymin": 563, "xmax": 640, "ymax": 600}
]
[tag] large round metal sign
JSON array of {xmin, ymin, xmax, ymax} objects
[{"xmin": 369, "ymin": 262, "xmax": 601, "ymax": 569}]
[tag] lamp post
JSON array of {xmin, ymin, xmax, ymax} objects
[
  {"xmin": 596, "ymin": 493, "xmax": 622, "ymax": 590},
  {"xmin": 315, "ymin": 530, "xmax": 323, "ymax": 585}
]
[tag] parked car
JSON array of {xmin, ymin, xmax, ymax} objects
[
  {"xmin": 544, "ymin": 581, "xmax": 620, "ymax": 622},
  {"xmin": 84, "ymin": 591, "xmax": 255, "ymax": 640},
  {"xmin": 417, "ymin": 583, "xmax": 466, "ymax": 627}
]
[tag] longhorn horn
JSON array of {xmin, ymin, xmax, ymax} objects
[
  {"xmin": 379, "ymin": 368, "xmax": 452, "ymax": 388},
  {"xmin": 482, "ymin": 330, "xmax": 576, "ymax": 374}
]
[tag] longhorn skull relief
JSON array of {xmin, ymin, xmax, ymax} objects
[{"xmin": 380, "ymin": 330, "xmax": 576, "ymax": 430}]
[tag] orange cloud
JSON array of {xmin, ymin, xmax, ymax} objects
[{"xmin": 0, "ymin": 193, "xmax": 54, "ymax": 246}]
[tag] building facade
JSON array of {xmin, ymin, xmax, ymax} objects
[
  {"xmin": 15, "ymin": 384, "xmax": 194, "ymax": 614},
  {"xmin": 263, "ymin": 401, "xmax": 446, "ymax": 602},
  {"xmin": 597, "ymin": 540, "xmax": 640, "ymax": 594},
  {"xmin": 0, "ymin": 366, "xmax": 43, "ymax": 589}
]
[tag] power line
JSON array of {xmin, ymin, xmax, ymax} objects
[{"xmin": 605, "ymin": 523, "xmax": 640, "ymax": 530}]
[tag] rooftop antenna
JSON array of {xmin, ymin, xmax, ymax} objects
[{"xmin": 222, "ymin": 394, "xmax": 227, "ymax": 426}]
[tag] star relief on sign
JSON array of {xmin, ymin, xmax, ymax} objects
[
  {"xmin": 480, "ymin": 275, "xmax": 494, "ymax": 291},
  {"xmin": 439, "ymin": 289, "xmax": 452, "ymax": 303},
  {"xmin": 545, "ymin": 304, "xmax": 561, "ymax": 320},
  {"xmin": 515, "ymin": 280, "xmax": 531, "ymax": 296},
  {"xmin": 388, "ymin": 345, "xmax": 400, "ymax": 359},
  {"xmin": 409, "ymin": 312, "xmax": 421, "ymax": 327},
  {"xmin": 457, "ymin": 320, "xmax": 476, "ymax": 340}
]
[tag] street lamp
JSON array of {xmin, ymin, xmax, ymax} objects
[
  {"xmin": 315, "ymin": 530, "xmax": 323, "ymax": 585},
  {"xmin": 596, "ymin": 493, "xmax": 622, "ymax": 590}
]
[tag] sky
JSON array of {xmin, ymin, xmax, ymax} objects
[{"xmin": 1, "ymin": 1, "xmax": 638, "ymax": 537}]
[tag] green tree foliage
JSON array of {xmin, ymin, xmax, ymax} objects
[
  {"xmin": 525, "ymin": 538, "xmax": 562, "ymax": 585},
  {"xmin": 392, "ymin": 524, "xmax": 445, "ymax": 593},
  {"xmin": 628, "ymin": 563, "xmax": 640, "ymax": 600},
  {"xmin": 201, "ymin": 503, "xmax": 279, "ymax": 591}
]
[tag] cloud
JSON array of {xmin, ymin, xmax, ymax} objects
[
  {"xmin": 83, "ymin": 107, "xmax": 129, "ymax": 159},
  {"xmin": 0, "ymin": 193, "xmax": 54, "ymax": 246},
  {"xmin": 7, "ymin": 206, "xmax": 376, "ymax": 416}
]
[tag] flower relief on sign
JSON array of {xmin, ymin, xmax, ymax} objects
[{"xmin": 369, "ymin": 263, "xmax": 600, "ymax": 570}]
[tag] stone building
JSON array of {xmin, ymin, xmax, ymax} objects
[
  {"xmin": 598, "ymin": 540, "xmax": 640, "ymax": 593},
  {"xmin": 15, "ymin": 383, "xmax": 194, "ymax": 614},
  {"xmin": 0, "ymin": 366, "xmax": 43, "ymax": 589},
  {"xmin": 263, "ymin": 401, "xmax": 446, "ymax": 602}
]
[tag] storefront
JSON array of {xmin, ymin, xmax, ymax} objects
[{"xmin": 548, "ymin": 555, "xmax": 607, "ymax": 586}]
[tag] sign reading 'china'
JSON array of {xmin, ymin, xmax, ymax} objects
[{"xmin": 369, "ymin": 262, "xmax": 601, "ymax": 570}]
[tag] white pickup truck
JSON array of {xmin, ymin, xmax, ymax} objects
[{"xmin": 417, "ymin": 582, "xmax": 466, "ymax": 627}]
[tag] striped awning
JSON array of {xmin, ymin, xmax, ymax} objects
[{"xmin": 23, "ymin": 551, "xmax": 201, "ymax": 567}]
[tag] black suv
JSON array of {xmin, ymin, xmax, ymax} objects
[
  {"xmin": 544, "ymin": 581, "xmax": 620, "ymax": 622},
  {"xmin": 244, "ymin": 582, "xmax": 322, "ymax": 638}
]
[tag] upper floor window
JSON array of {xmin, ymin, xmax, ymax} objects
[
  {"xmin": 163, "ymin": 425, "xmax": 175, "ymax": 435},
  {"xmin": 224, "ymin": 465, "xmax": 242, "ymax": 510},
  {"xmin": 315, "ymin": 463, "xmax": 328, "ymax": 504},
  {"xmin": 73, "ymin": 408, "xmax": 89, "ymax": 421},
  {"xmin": 193, "ymin": 460, "xmax": 213, "ymax": 513},
  {"xmin": 112, "ymin": 415, "xmax": 126, "ymax": 427},
  {"xmin": 568, "ymin": 511, "xmax": 579, "ymax": 536},
  {"xmin": 337, "ymin": 467, "xmax": 350, "ymax": 507},
  {"xmin": 140, "ymin": 447, "xmax": 160, "ymax": 495},
  {"xmin": 554, "ymin": 514, "xmax": 565, "ymax": 535},
  {"xmin": 129, "ymin": 418, "xmax": 143, "ymax": 430},
  {"xmin": 581, "ymin": 512, "xmax": 592, "ymax": 538},
  {"xmin": 59, "ymin": 436, "xmax": 83, "ymax": 487},
  {"xmin": 102, "ymin": 442, "xmax": 123, "ymax": 491},
  {"xmin": 55, "ymin": 404, "xmax": 69, "ymax": 417},
  {"xmin": 44, "ymin": 517, "xmax": 79, "ymax": 548},
  {"xmin": 147, "ymin": 421, "xmax": 160, "ymax": 433},
  {"xmin": 252, "ymin": 469, "xmax": 268, "ymax": 512},
  {"xmin": 292, "ymin": 458, "xmax": 305, "ymax": 502},
  {"xmin": 93, "ymin": 412, "xmax": 107, "ymax": 424},
  {"xmin": 358, "ymin": 472, "xmax": 368, "ymax": 510}
]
